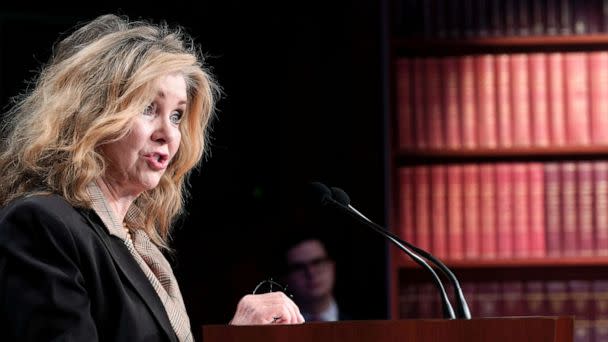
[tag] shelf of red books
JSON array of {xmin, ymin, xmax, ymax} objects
[
  {"xmin": 396, "ymin": 261, "xmax": 608, "ymax": 342},
  {"xmin": 392, "ymin": 35, "xmax": 608, "ymax": 56},
  {"xmin": 394, "ymin": 160, "xmax": 608, "ymax": 264},
  {"xmin": 394, "ymin": 51, "xmax": 608, "ymax": 155}
]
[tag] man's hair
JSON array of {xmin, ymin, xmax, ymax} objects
[{"xmin": 0, "ymin": 14, "xmax": 220, "ymax": 249}]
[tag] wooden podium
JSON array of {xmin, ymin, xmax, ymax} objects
[{"xmin": 202, "ymin": 316, "xmax": 573, "ymax": 342}]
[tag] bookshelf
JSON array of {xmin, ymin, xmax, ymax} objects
[{"xmin": 388, "ymin": 1, "xmax": 608, "ymax": 341}]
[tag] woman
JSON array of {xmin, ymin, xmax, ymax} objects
[{"xmin": 0, "ymin": 14, "xmax": 303, "ymax": 342}]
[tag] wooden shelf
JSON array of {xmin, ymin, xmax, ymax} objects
[
  {"xmin": 395, "ymin": 256, "xmax": 608, "ymax": 269},
  {"xmin": 395, "ymin": 146, "xmax": 608, "ymax": 164},
  {"xmin": 392, "ymin": 35, "xmax": 608, "ymax": 56}
]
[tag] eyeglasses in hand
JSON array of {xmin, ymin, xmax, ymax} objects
[{"xmin": 252, "ymin": 278, "xmax": 293, "ymax": 299}]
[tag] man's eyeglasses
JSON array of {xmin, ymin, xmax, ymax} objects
[{"xmin": 287, "ymin": 256, "xmax": 331, "ymax": 274}]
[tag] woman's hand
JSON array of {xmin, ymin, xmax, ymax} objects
[{"xmin": 229, "ymin": 292, "xmax": 305, "ymax": 325}]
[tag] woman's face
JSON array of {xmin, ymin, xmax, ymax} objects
[{"xmin": 102, "ymin": 73, "xmax": 186, "ymax": 196}]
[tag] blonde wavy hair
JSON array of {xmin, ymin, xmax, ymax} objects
[{"xmin": 0, "ymin": 14, "xmax": 219, "ymax": 248}]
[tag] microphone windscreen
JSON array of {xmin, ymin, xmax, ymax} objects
[
  {"xmin": 330, "ymin": 187, "xmax": 351, "ymax": 206},
  {"xmin": 308, "ymin": 182, "xmax": 332, "ymax": 205}
]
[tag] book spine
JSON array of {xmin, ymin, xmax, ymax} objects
[
  {"xmin": 414, "ymin": 166, "xmax": 431, "ymax": 250},
  {"xmin": 418, "ymin": 282, "xmax": 438, "ymax": 318},
  {"xmin": 546, "ymin": 0, "xmax": 560, "ymax": 35},
  {"xmin": 597, "ymin": 320, "xmax": 608, "ymax": 342},
  {"xmin": 505, "ymin": 0, "xmax": 517, "ymax": 36},
  {"xmin": 399, "ymin": 167, "xmax": 416, "ymax": 262},
  {"xmin": 548, "ymin": 53, "xmax": 567, "ymax": 146},
  {"xmin": 524, "ymin": 280, "xmax": 547, "ymax": 315},
  {"xmin": 512, "ymin": 163, "xmax": 530, "ymax": 257},
  {"xmin": 531, "ymin": 0, "xmax": 546, "ymax": 35},
  {"xmin": 430, "ymin": 165, "xmax": 448, "ymax": 258},
  {"xmin": 463, "ymin": 164, "xmax": 480, "ymax": 259},
  {"xmin": 603, "ymin": 0, "xmax": 608, "ymax": 33},
  {"xmin": 476, "ymin": 282, "xmax": 502, "ymax": 317},
  {"xmin": 559, "ymin": 0, "xmax": 572, "ymax": 35},
  {"xmin": 462, "ymin": 0, "xmax": 475, "ymax": 38},
  {"xmin": 594, "ymin": 161, "xmax": 608, "ymax": 256},
  {"xmin": 545, "ymin": 162, "xmax": 563, "ymax": 257},
  {"xmin": 496, "ymin": 163, "xmax": 514, "ymax": 258},
  {"xmin": 475, "ymin": 0, "xmax": 489, "ymax": 37},
  {"xmin": 496, "ymin": 54, "xmax": 513, "ymax": 148},
  {"xmin": 510, "ymin": 53, "xmax": 531, "ymax": 147},
  {"xmin": 447, "ymin": 165, "xmax": 465, "ymax": 260},
  {"xmin": 399, "ymin": 282, "xmax": 419, "ymax": 318},
  {"xmin": 462, "ymin": 281, "xmax": 477, "ymax": 315},
  {"xmin": 516, "ymin": 0, "xmax": 531, "ymax": 36},
  {"xmin": 572, "ymin": 0, "xmax": 588, "ymax": 34},
  {"xmin": 561, "ymin": 162, "xmax": 578, "ymax": 256},
  {"xmin": 568, "ymin": 280, "xmax": 593, "ymax": 342},
  {"xmin": 479, "ymin": 163, "xmax": 497, "ymax": 259},
  {"xmin": 577, "ymin": 162, "xmax": 595, "ymax": 257},
  {"xmin": 528, "ymin": 162, "xmax": 546, "ymax": 258},
  {"xmin": 489, "ymin": 0, "xmax": 503, "ymax": 36},
  {"xmin": 564, "ymin": 52, "xmax": 591, "ymax": 146},
  {"xmin": 589, "ymin": 51, "xmax": 608, "ymax": 145},
  {"xmin": 502, "ymin": 281, "xmax": 524, "ymax": 316},
  {"xmin": 546, "ymin": 280, "xmax": 568, "ymax": 315},
  {"xmin": 529, "ymin": 53, "xmax": 550, "ymax": 147},
  {"xmin": 593, "ymin": 280, "xmax": 608, "ymax": 341},
  {"xmin": 476, "ymin": 54, "xmax": 497, "ymax": 148},
  {"xmin": 586, "ymin": 0, "xmax": 601, "ymax": 34},
  {"xmin": 460, "ymin": 56, "xmax": 477, "ymax": 149}
]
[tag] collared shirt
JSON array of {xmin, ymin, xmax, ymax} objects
[
  {"xmin": 302, "ymin": 297, "xmax": 339, "ymax": 322},
  {"xmin": 87, "ymin": 182, "xmax": 193, "ymax": 342}
]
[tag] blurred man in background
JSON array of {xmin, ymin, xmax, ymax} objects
[{"xmin": 282, "ymin": 235, "xmax": 351, "ymax": 322}]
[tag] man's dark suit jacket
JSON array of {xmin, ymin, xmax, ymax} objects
[{"xmin": 0, "ymin": 194, "xmax": 179, "ymax": 341}]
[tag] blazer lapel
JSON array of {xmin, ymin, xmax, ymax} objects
[{"xmin": 79, "ymin": 209, "xmax": 178, "ymax": 342}]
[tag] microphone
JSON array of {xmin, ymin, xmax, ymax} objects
[
  {"xmin": 330, "ymin": 186, "xmax": 471, "ymax": 319},
  {"xmin": 308, "ymin": 182, "xmax": 456, "ymax": 319}
]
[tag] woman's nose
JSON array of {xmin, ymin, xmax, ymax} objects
[{"xmin": 152, "ymin": 115, "xmax": 179, "ymax": 143}]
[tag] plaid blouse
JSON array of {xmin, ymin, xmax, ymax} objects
[{"xmin": 87, "ymin": 182, "xmax": 193, "ymax": 342}]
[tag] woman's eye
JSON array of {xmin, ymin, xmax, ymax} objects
[
  {"xmin": 170, "ymin": 111, "xmax": 183, "ymax": 124},
  {"xmin": 143, "ymin": 103, "xmax": 156, "ymax": 116}
]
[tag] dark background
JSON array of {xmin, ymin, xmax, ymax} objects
[{"xmin": 0, "ymin": 1, "xmax": 389, "ymax": 338}]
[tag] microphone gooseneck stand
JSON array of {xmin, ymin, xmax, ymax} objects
[
  {"xmin": 331, "ymin": 187, "xmax": 471, "ymax": 319},
  {"xmin": 309, "ymin": 182, "xmax": 456, "ymax": 319}
]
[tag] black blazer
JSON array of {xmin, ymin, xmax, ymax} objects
[{"xmin": 0, "ymin": 194, "xmax": 179, "ymax": 342}]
